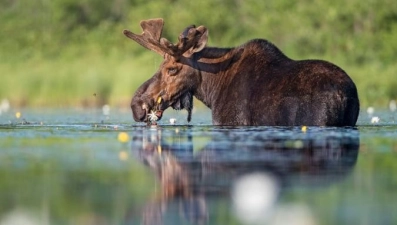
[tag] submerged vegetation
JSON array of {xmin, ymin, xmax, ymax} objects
[{"xmin": 1, "ymin": 0, "xmax": 397, "ymax": 108}]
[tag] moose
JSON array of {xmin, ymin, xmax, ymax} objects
[{"xmin": 123, "ymin": 18, "xmax": 360, "ymax": 126}]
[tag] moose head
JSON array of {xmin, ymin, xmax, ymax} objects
[{"xmin": 123, "ymin": 18, "xmax": 209, "ymax": 124}]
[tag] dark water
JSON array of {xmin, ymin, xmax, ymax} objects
[{"xmin": 0, "ymin": 108, "xmax": 396, "ymax": 225}]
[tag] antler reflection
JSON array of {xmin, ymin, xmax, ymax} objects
[{"xmin": 131, "ymin": 127, "xmax": 360, "ymax": 225}]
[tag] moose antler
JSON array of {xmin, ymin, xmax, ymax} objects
[
  {"xmin": 176, "ymin": 25, "xmax": 208, "ymax": 57},
  {"xmin": 123, "ymin": 18, "xmax": 208, "ymax": 58},
  {"xmin": 123, "ymin": 18, "xmax": 173, "ymax": 56}
]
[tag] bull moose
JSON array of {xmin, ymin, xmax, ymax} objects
[{"xmin": 123, "ymin": 18, "xmax": 359, "ymax": 126}]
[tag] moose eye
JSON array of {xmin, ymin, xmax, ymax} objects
[{"xmin": 167, "ymin": 67, "xmax": 178, "ymax": 76}]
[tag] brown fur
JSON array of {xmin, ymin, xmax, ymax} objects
[{"xmin": 125, "ymin": 19, "xmax": 360, "ymax": 126}]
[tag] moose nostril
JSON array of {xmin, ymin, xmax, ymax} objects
[{"xmin": 131, "ymin": 104, "xmax": 147, "ymax": 122}]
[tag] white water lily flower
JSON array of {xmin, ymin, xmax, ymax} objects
[
  {"xmin": 148, "ymin": 110, "xmax": 159, "ymax": 122},
  {"xmin": 169, "ymin": 118, "xmax": 176, "ymax": 124},
  {"xmin": 371, "ymin": 116, "xmax": 380, "ymax": 124}
]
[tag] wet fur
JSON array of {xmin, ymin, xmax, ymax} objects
[
  {"xmin": 131, "ymin": 38, "xmax": 359, "ymax": 126},
  {"xmin": 191, "ymin": 39, "xmax": 359, "ymax": 126}
]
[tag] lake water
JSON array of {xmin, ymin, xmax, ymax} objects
[{"xmin": 0, "ymin": 108, "xmax": 396, "ymax": 225}]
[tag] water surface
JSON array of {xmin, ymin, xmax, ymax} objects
[{"xmin": 0, "ymin": 108, "xmax": 396, "ymax": 225}]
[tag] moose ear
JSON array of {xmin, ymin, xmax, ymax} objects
[{"xmin": 183, "ymin": 27, "xmax": 208, "ymax": 58}]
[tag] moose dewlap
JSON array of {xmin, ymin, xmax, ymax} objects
[{"xmin": 123, "ymin": 18, "xmax": 360, "ymax": 126}]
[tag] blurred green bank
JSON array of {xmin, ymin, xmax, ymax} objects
[{"xmin": 1, "ymin": 0, "xmax": 396, "ymax": 108}]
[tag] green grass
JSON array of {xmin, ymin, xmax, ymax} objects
[
  {"xmin": 1, "ymin": 0, "xmax": 397, "ymax": 109},
  {"xmin": 1, "ymin": 48, "xmax": 394, "ymax": 109},
  {"xmin": 0, "ymin": 51, "xmax": 159, "ymax": 107}
]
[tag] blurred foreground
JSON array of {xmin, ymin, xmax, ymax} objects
[{"xmin": 0, "ymin": 108, "xmax": 396, "ymax": 224}]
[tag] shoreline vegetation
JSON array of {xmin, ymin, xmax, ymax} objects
[{"xmin": 1, "ymin": 0, "xmax": 396, "ymax": 109}]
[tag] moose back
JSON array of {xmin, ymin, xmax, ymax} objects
[{"xmin": 123, "ymin": 18, "xmax": 359, "ymax": 126}]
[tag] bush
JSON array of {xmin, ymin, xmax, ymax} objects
[{"xmin": 1, "ymin": 0, "xmax": 396, "ymax": 108}]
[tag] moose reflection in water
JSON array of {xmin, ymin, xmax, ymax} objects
[{"xmin": 130, "ymin": 127, "xmax": 359, "ymax": 225}]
